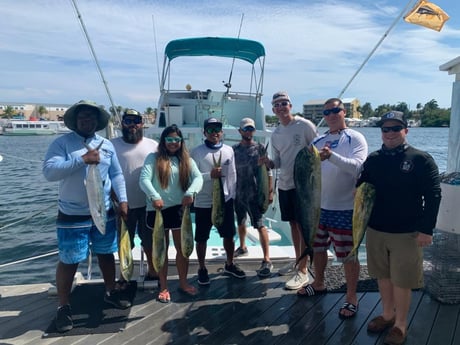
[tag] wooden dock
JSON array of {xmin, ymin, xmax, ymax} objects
[{"xmin": 0, "ymin": 262, "xmax": 459, "ymax": 345}]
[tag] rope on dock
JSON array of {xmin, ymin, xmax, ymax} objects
[{"xmin": 0, "ymin": 250, "xmax": 58, "ymax": 269}]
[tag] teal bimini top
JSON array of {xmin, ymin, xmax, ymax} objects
[{"xmin": 164, "ymin": 37, "xmax": 265, "ymax": 64}]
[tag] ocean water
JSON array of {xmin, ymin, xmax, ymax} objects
[{"xmin": 0, "ymin": 127, "xmax": 449, "ymax": 285}]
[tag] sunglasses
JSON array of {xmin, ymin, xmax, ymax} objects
[
  {"xmin": 241, "ymin": 126, "xmax": 255, "ymax": 132},
  {"xmin": 323, "ymin": 107, "xmax": 343, "ymax": 116},
  {"xmin": 205, "ymin": 127, "xmax": 222, "ymax": 134},
  {"xmin": 381, "ymin": 125, "xmax": 405, "ymax": 133},
  {"xmin": 273, "ymin": 101, "xmax": 290, "ymax": 108},
  {"xmin": 165, "ymin": 136, "xmax": 182, "ymax": 143},
  {"xmin": 122, "ymin": 117, "xmax": 142, "ymax": 125}
]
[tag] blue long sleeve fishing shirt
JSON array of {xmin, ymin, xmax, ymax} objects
[{"xmin": 43, "ymin": 132, "xmax": 127, "ymax": 216}]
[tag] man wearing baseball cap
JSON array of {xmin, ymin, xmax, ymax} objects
[{"xmin": 267, "ymin": 91, "xmax": 318, "ymax": 290}]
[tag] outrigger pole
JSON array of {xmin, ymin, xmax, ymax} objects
[
  {"xmin": 69, "ymin": 0, "xmax": 121, "ymax": 132},
  {"xmin": 337, "ymin": 0, "xmax": 417, "ymax": 98}
]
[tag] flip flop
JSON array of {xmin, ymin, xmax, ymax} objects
[
  {"xmin": 297, "ymin": 284, "xmax": 327, "ymax": 297},
  {"xmin": 157, "ymin": 289, "xmax": 171, "ymax": 303},
  {"xmin": 339, "ymin": 302, "xmax": 358, "ymax": 319},
  {"xmin": 178, "ymin": 285, "xmax": 197, "ymax": 296}
]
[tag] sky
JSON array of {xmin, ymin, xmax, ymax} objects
[{"xmin": 2, "ymin": 0, "xmax": 460, "ymax": 114}]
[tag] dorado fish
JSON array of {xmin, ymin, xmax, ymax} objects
[
  {"xmin": 211, "ymin": 151, "xmax": 225, "ymax": 228},
  {"xmin": 152, "ymin": 209, "xmax": 166, "ymax": 272},
  {"xmin": 345, "ymin": 182, "xmax": 376, "ymax": 261},
  {"xmin": 119, "ymin": 218, "xmax": 133, "ymax": 281},
  {"xmin": 257, "ymin": 143, "xmax": 270, "ymax": 214},
  {"xmin": 84, "ymin": 141, "xmax": 106, "ymax": 235},
  {"xmin": 181, "ymin": 205, "xmax": 194, "ymax": 257},
  {"xmin": 293, "ymin": 144, "xmax": 321, "ymax": 265}
]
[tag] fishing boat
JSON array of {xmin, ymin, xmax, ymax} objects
[
  {"xmin": 2, "ymin": 120, "xmax": 70, "ymax": 136},
  {"xmin": 144, "ymin": 36, "xmax": 295, "ymax": 262}
]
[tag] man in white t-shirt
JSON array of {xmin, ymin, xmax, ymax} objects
[
  {"xmin": 267, "ymin": 91, "xmax": 317, "ymax": 290},
  {"xmin": 111, "ymin": 109, "xmax": 158, "ymax": 284}
]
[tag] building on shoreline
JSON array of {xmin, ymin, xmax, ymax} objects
[
  {"xmin": 0, "ymin": 102, "xmax": 71, "ymax": 121},
  {"xmin": 302, "ymin": 97, "xmax": 361, "ymax": 123}
]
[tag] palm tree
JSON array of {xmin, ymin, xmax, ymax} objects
[
  {"xmin": 38, "ymin": 105, "xmax": 48, "ymax": 119},
  {"xmin": 2, "ymin": 106, "xmax": 16, "ymax": 119}
]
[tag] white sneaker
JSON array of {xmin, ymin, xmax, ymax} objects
[
  {"xmin": 278, "ymin": 261, "xmax": 296, "ymax": 276},
  {"xmin": 285, "ymin": 270, "xmax": 309, "ymax": 290}
]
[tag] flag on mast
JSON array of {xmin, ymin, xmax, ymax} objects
[{"xmin": 404, "ymin": 0, "xmax": 449, "ymax": 32}]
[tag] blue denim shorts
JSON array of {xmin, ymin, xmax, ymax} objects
[{"xmin": 56, "ymin": 214, "xmax": 117, "ymax": 264}]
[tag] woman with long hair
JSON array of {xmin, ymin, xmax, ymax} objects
[{"xmin": 140, "ymin": 124, "xmax": 203, "ymax": 303}]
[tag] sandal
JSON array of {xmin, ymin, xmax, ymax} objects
[
  {"xmin": 297, "ymin": 284, "xmax": 327, "ymax": 297},
  {"xmin": 157, "ymin": 289, "xmax": 171, "ymax": 303},
  {"xmin": 384, "ymin": 326, "xmax": 407, "ymax": 345},
  {"xmin": 338, "ymin": 302, "xmax": 358, "ymax": 319},
  {"xmin": 178, "ymin": 285, "xmax": 197, "ymax": 296}
]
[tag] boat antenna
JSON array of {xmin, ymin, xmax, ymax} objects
[
  {"xmin": 316, "ymin": 0, "xmax": 417, "ymax": 128},
  {"xmin": 152, "ymin": 14, "xmax": 161, "ymax": 89},
  {"xmin": 223, "ymin": 13, "xmax": 244, "ymax": 93},
  {"xmin": 69, "ymin": 0, "xmax": 121, "ymax": 129}
]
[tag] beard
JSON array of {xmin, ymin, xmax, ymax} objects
[
  {"xmin": 122, "ymin": 126, "xmax": 143, "ymax": 143},
  {"xmin": 242, "ymin": 135, "xmax": 252, "ymax": 142}
]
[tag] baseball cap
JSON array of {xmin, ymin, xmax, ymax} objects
[
  {"xmin": 272, "ymin": 91, "xmax": 291, "ymax": 105},
  {"xmin": 203, "ymin": 117, "xmax": 222, "ymax": 129},
  {"xmin": 377, "ymin": 111, "xmax": 408, "ymax": 128},
  {"xmin": 240, "ymin": 117, "xmax": 255, "ymax": 129}
]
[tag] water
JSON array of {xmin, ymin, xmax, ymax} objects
[{"xmin": 0, "ymin": 127, "xmax": 449, "ymax": 285}]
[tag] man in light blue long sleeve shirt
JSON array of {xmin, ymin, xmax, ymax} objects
[{"xmin": 43, "ymin": 100, "xmax": 130, "ymax": 333}]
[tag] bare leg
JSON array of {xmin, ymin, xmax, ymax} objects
[
  {"xmin": 56, "ymin": 262, "xmax": 79, "ymax": 306},
  {"xmin": 377, "ymin": 278, "xmax": 396, "ymax": 320},
  {"xmin": 258, "ymin": 226, "xmax": 270, "ymax": 262},
  {"xmin": 171, "ymin": 229, "xmax": 194, "ymax": 291},
  {"xmin": 97, "ymin": 253, "xmax": 116, "ymax": 292},
  {"xmin": 311, "ymin": 251, "xmax": 328, "ymax": 290},
  {"xmin": 196, "ymin": 241, "xmax": 207, "ymax": 269},
  {"xmin": 223, "ymin": 237, "xmax": 235, "ymax": 266},
  {"xmin": 237, "ymin": 224, "xmax": 247, "ymax": 250},
  {"xmin": 290, "ymin": 221, "xmax": 307, "ymax": 274},
  {"xmin": 158, "ymin": 230, "xmax": 170, "ymax": 291},
  {"xmin": 393, "ymin": 285, "xmax": 411, "ymax": 335},
  {"xmin": 340, "ymin": 260, "xmax": 360, "ymax": 317}
]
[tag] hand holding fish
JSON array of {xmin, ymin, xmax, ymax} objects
[
  {"xmin": 83, "ymin": 141, "xmax": 103, "ymax": 164},
  {"xmin": 182, "ymin": 195, "xmax": 194, "ymax": 207},
  {"xmin": 152, "ymin": 199, "xmax": 164, "ymax": 210},
  {"xmin": 319, "ymin": 147, "xmax": 332, "ymax": 161},
  {"xmin": 118, "ymin": 201, "xmax": 128, "ymax": 221},
  {"xmin": 210, "ymin": 166, "xmax": 223, "ymax": 178}
]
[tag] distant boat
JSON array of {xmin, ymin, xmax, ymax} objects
[
  {"xmin": 2, "ymin": 120, "xmax": 70, "ymax": 136},
  {"xmin": 408, "ymin": 119, "xmax": 422, "ymax": 127}
]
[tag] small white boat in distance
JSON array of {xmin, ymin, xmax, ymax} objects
[{"xmin": 2, "ymin": 120, "xmax": 71, "ymax": 136}]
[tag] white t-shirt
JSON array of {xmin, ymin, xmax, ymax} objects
[
  {"xmin": 111, "ymin": 137, "xmax": 158, "ymax": 208},
  {"xmin": 271, "ymin": 115, "xmax": 317, "ymax": 190}
]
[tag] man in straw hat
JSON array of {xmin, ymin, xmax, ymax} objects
[{"xmin": 43, "ymin": 100, "xmax": 130, "ymax": 333}]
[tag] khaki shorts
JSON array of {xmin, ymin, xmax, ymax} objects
[{"xmin": 366, "ymin": 227, "xmax": 424, "ymax": 289}]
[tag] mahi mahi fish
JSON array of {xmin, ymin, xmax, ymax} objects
[
  {"xmin": 181, "ymin": 205, "xmax": 194, "ymax": 258},
  {"xmin": 293, "ymin": 144, "xmax": 321, "ymax": 265},
  {"xmin": 119, "ymin": 218, "xmax": 134, "ymax": 281},
  {"xmin": 257, "ymin": 143, "xmax": 270, "ymax": 214},
  {"xmin": 152, "ymin": 209, "xmax": 166, "ymax": 272},
  {"xmin": 83, "ymin": 141, "xmax": 106, "ymax": 235},
  {"xmin": 345, "ymin": 182, "xmax": 376, "ymax": 261},
  {"xmin": 211, "ymin": 151, "xmax": 225, "ymax": 228}
]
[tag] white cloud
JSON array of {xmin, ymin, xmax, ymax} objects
[{"xmin": 1, "ymin": 0, "xmax": 459, "ymax": 112}]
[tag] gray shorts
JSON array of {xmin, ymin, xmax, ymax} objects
[{"xmin": 366, "ymin": 227, "xmax": 424, "ymax": 289}]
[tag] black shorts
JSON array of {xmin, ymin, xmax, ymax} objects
[
  {"xmin": 278, "ymin": 188, "xmax": 297, "ymax": 222},
  {"xmin": 124, "ymin": 206, "xmax": 147, "ymax": 249},
  {"xmin": 194, "ymin": 199, "xmax": 235, "ymax": 242},
  {"xmin": 145, "ymin": 205, "xmax": 183, "ymax": 250}
]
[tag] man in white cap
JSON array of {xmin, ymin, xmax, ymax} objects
[
  {"xmin": 233, "ymin": 117, "xmax": 274, "ymax": 277},
  {"xmin": 111, "ymin": 109, "xmax": 159, "ymax": 285},
  {"xmin": 267, "ymin": 91, "xmax": 318, "ymax": 290},
  {"xmin": 43, "ymin": 100, "xmax": 130, "ymax": 333}
]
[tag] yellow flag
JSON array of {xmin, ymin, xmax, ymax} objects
[{"xmin": 404, "ymin": 0, "xmax": 449, "ymax": 32}]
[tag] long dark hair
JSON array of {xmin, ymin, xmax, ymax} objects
[{"xmin": 156, "ymin": 124, "xmax": 191, "ymax": 191}]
